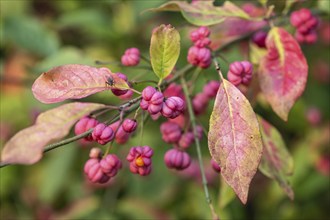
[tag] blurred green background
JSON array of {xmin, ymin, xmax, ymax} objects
[{"xmin": 0, "ymin": 0, "xmax": 329, "ymax": 219}]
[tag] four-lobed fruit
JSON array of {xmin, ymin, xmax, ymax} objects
[{"xmin": 126, "ymin": 146, "xmax": 154, "ymax": 176}]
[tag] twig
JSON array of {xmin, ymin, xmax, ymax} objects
[{"xmin": 180, "ymin": 76, "xmax": 219, "ymax": 220}]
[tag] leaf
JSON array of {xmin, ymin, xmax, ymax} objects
[
  {"xmin": 209, "ymin": 3, "xmax": 267, "ymax": 50},
  {"xmin": 208, "ymin": 79, "xmax": 263, "ymax": 204},
  {"xmin": 249, "ymin": 43, "xmax": 267, "ymax": 65},
  {"xmin": 3, "ymin": 16, "xmax": 59, "ymax": 56},
  {"xmin": 258, "ymin": 27, "xmax": 308, "ymax": 121},
  {"xmin": 32, "ymin": 64, "xmax": 129, "ymax": 104},
  {"xmin": 258, "ymin": 0, "xmax": 268, "ymax": 7},
  {"xmin": 1, "ymin": 102, "xmax": 105, "ymax": 165},
  {"xmin": 147, "ymin": 1, "xmax": 250, "ymax": 26},
  {"xmin": 258, "ymin": 116, "xmax": 294, "ymax": 200},
  {"xmin": 150, "ymin": 24, "xmax": 180, "ymax": 81},
  {"xmin": 318, "ymin": 0, "xmax": 330, "ymax": 14}
]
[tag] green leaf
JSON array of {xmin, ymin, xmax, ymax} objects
[
  {"xmin": 150, "ymin": 24, "xmax": 180, "ymax": 81},
  {"xmin": 208, "ymin": 78, "xmax": 263, "ymax": 204},
  {"xmin": 3, "ymin": 16, "xmax": 59, "ymax": 56},
  {"xmin": 258, "ymin": 116, "xmax": 294, "ymax": 200},
  {"xmin": 259, "ymin": 0, "xmax": 268, "ymax": 7},
  {"xmin": 318, "ymin": 0, "xmax": 330, "ymax": 14},
  {"xmin": 147, "ymin": 1, "xmax": 250, "ymax": 26}
]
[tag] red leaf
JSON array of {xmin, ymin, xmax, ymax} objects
[
  {"xmin": 258, "ymin": 27, "xmax": 308, "ymax": 121},
  {"xmin": 1, "ymin": 102, "xmax": 105, "ymax": 165},
  {"xmin": 208, "ymin": 79, "xmax": 263, "ymax": 204},
  {"xmin": 32, "ymin": 64, "xmax": 129, "ymax": 104},
  {"xmin": 258, "ymin": 116, "xmax": 294, "ymax": 200}
]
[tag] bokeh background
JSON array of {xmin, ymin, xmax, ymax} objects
[{"xmin": 0, "ymin": 0, "xmax": 329, "ymax": 219}]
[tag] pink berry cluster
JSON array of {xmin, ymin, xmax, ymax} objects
[
  {"xmin": 84, "ymin": 145, "xmax": 154, "ymax": 184},
  {"xmin": 121, "ymin": 47, "xmax": 140, "ymax": 66},
  {"xmin": 187, "ymin": 26, "xmax": 212, "ymax": 69},
  {"xmin": 227, "ymin": 61, "xmax": 253, "ymax": 87},
  {"xmin": 140, "ymin": 86, "xmax": 185, "ymax": 119},
  {"xmin": 74, "ymin": 117, "xmax": 137, "ymax": 145},
  {"xmin": 192, "ymin": 80, "xmax": 220, "ymax": 115},
  {"xmin": 84, "ymin": 148, "xmax": 122, "ymax": 183},
  {"xmin": 290, "ymin": 8, "xmax": 319, "ymax": 44},
  {"xmin": 160, "ymin": 121, "xmax": 203, "ymax": 170}
]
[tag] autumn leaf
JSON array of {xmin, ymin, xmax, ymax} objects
[
  {"xmin": 147, "ymin": 1, "xmax": 250, "ymax": 26},
  {"xmin": 1, "ymin": 102, "xmax": 105, "ymax": 165},
  {"xmin": 32, "ymin": 64, "xmax": 129, "ymax": 104},
  {"xmin": 258, "ymin": 27, "xmax": 308, "ymax": 121},
  {"xmin": 258, "ymin": 116, "xmax": 294, "ymax": 200},
  {"xmin": 150, "ymin": 24, "xmax": 180, "ymax": 81},
  {"xmin": 208, "ymin": 78, "xmax": 263, "ymax": 204}
]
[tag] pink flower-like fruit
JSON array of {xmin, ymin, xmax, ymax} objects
[{"xmin": 126, "ymin": 146, "xmax": 154, "ymax": 176}]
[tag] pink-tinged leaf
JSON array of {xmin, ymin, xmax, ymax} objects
[
  {"xmin": 208, "ymin": 79, "xmax": 263, "ymax": 204},
  {"xmin": 258, "ymin": 116, "xmax": 294, "ymax": 200},
  {"xmin": 258, "ymin": 27, "xmax": 308, "ymax": 121},
  {"xmin": 1, "ymin": 102, "xmax": 105, "ymax": 165},
  {"xmin": 209, "ymin": 3, "xmax": 266, "ymax": 50},
  {"xmin": 32, "ymin": 64, "xmax": 129, "ymax": 104},
  {"xmin": 148, "ymin": 1, "xmax": 250, "ymax": 26}
]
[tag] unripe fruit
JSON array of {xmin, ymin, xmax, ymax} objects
[
  {"xmin": 109, "ymin": 121, "xmax": 130, "ymax": 144},
  {"xmin": 84, "ymin": 153, "xmax": 122, "ymax": 184},
  {"xmin": 160, "ymin": 121, "xmax": 182, "ymax": 143},
  {"xmin": 163, "ymin": 83, "xmax": 184, "ymax": 100},
  {"xmin": 164, "ymin": 148, "xmax": 191, "ymax": 170},
  {"xmin": 227, "ymin": 61, "xmax": 253, "ymax": 86},
  {"xmin": 140, "ymin": 86, "xmax": 164, "ymax": 115},
  {"xmin": 84, "ymin": 158, "xmax": 110, "ymax": 183},
  {"xmin": 121, "ymin": 48, "xmax": 140, "ymax": 66},
  {"xmin": 290, "ymin": 8, "xmax": 319, "ymax": 44},
  {"xmin": 161, "ymin": 96, "xmax": 185, "ymax": 119},
  {"xmin": 92, "ymin": 123, "xmax": 115, "ymax": 145},
  {"xmin": 187, "ymin": 46, "xmax": 212, "ymax": 69},
  {"xmin": 89, "ymin": 147, "xmax": 102, "ymax": 159},
  {"xmin": 252, "ymin": 31, "xmax": 267, "ymax": 48},
  {"xmin": 100, "ymin": 154, "xmax": 122, "ymax": 177},
  {"xmin": 210, "ymin": 159, "xmax": 221, "ymax": 173},
  {"xmin": 178, "ymin": 132, "xmax": 194, "ymax": 149},
  {"xmin": 122, "ymin": 119, "xmax": 138, "ymax": 133},
  {"xmin": 126, "ymin": 146, "xmax": 154, "ymax": 176},
  {"xmin": 192, "ymin": 93, "xmax": 209, "ymax": 115},
  {"xmin": 74, "ymin": 116, "xmax": 99, "ymax": 141},
  {"xmin": 306, "ymin": 107, "xmax": 322, "ymax": 126},
  {"xmin": 203, "ymin": 80, "xmax": 220, "ymax": 98}
]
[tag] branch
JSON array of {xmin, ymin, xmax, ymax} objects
[{"xmin": 180, "ymin": 76, "xmax": 219, "ymax": 220}]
